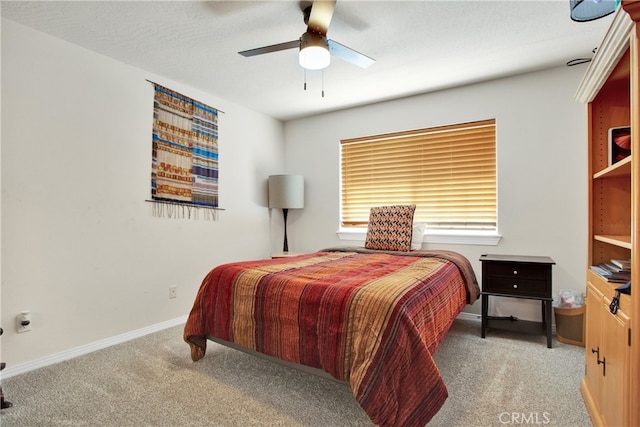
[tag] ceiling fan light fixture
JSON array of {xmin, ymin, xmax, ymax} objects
[
  {"xmin": 299, "ymin": 32, "xmax": 330, "ymax": 70},
  {"xmin": 569, "ymin": 0, "xmax": 618, "ymax": 22}
]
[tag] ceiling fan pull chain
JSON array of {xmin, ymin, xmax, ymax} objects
[
  {"xmin": 304, "ymin": 68, "xmax": 307, "ymax": 91},
  {"xmin": 322, "ymin": 69, "xmax": 325, "ymax": 98}
]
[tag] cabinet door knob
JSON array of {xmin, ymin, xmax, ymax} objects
[{"xmin": 513, "ymin": 284, "xmax": 518, "ymax": 289}]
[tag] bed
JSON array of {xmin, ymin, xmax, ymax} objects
[{"xmin": 184, "ymin": 246, "xmax": 479, "ymax": 426}]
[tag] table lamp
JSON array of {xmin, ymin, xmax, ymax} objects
[{"xmin": 268, "ymin": 175, "xmax": 304, "ymax": 252}]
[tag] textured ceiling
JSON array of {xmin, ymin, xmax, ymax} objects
[{"xmin": 1, "ymin": 0, "xmax": 614, "ymax": 121}]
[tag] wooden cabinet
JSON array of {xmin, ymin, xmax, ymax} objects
[
  {"xmin": 583, "ymin": 272, "xmax": 631, "ymax": 427},
  {"xmin": 575, "ymin": 2, "xmax": 640, "ymax": 426}
]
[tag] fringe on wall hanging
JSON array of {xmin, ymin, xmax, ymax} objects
[
  {"xmin": 148, "ymin": 81, "xmax": 224, "ymax": 220},
  {"xmin": 147, "ymin": 200, "xmax": 219, "ymax": 221}
]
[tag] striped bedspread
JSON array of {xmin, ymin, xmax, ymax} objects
[{"xmin": 184, "ymin": 248, "xmax": 479, "ymax": 426}]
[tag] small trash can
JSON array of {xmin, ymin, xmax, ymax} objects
[{"xmin": 554, "ymin": 303, "xmax": 585, "ymax": 347}]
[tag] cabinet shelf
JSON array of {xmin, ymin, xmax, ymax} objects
[
  {"xmin": 593, "ymin": 234, "xmax": 632, "ymax": 249},
  {"xmin": 593, "ymin": 155, "xmax": 632, "ymax": 179}
]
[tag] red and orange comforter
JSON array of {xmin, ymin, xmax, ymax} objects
[{"xmin": 184, "ymin": 248, "xmax": 479, "ymax": 426}]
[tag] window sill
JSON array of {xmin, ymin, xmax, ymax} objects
[{"xmin": 336, "ymin": 228, "xmax": 502, "ymax": 246}]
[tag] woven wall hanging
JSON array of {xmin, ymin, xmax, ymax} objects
[{"xmin": 148, "ymin": 82, "xmax": 221, "ymax": 220}]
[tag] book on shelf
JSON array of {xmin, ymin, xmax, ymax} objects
[
  {"xmin": 590, "ymin": 263, "xmax": 631, "ymax": 283},
  {"xmin": 611, "ymin": 259, "xmax": 631, "ymax": 270},
  {"xmin": 604, "ymin": 262, "xmax": 630, "ymax": 273}
]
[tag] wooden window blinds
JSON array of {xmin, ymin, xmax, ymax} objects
[{"xmin": 340, "ymin": 119, "xmax": 496, "ymax": 230}]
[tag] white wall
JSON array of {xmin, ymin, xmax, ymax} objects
[
  {"xmin": 283, "ymin": 66, "xmax": 589, "ymax": 319},
  {"xmin": 1, "ymin": 19, "xmax": 285, "ymax": 367}
]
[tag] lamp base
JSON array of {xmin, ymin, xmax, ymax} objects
[{"xmin": 282, "ymin": 208, "xmax": 289, "ymax": 252}]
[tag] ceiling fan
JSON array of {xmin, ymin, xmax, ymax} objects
[{"xmin": 238, "ymin": 0, "xmax": 375, "ymax": 70}]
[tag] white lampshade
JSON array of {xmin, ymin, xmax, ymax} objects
[
  {"xmin": 299, "ymin": 32, "xmax": 330, "ymax": 70},
  {"xmin": 268, "ymin": 175, "xmax": 304, "ymax": 209}
]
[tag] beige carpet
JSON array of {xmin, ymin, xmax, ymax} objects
[{"xmin": 0, "ymin": 318, "xmax": 590, "ymax": 426}]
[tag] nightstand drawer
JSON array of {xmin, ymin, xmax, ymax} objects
[
  {"xmin": 484, "ymin": 262, "xmax": 548, "ymax": 280},
  {"xmin": 483, "ymin": 277, "xmax": 548, "ymax": 297}
]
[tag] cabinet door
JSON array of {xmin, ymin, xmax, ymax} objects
[
  {"xmin": 584, "ymin": 283, "xmax": 603, "ymax": 399},
  {"xmin": 600, "ymin": 297, "xmax": 630, "ymax": 427}
]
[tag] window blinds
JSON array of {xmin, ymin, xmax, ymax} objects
[{"xmin": 341, "ymin": 119, "xmax": 496, "ymax": 230}]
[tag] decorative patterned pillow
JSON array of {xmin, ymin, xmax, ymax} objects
[{"xmin": 364, "ymin": 205, "xmax": 416, "ymax": 251}]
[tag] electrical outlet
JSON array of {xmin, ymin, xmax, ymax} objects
[
  {"xmin": 17, "ymin": 311, "xmax": 32, "ymax": 333},
  {"xmin": 169, "ymin": 286, "xmax": 177, "ymax": 299}
]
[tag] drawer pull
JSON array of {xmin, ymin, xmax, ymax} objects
[
  {"xmin": 513, "ymin": 284, "xmax": 518, "ymax": 289},
  {"xmin": 513, "ymin": 270, "xmax": 518, "ymax": 275}
]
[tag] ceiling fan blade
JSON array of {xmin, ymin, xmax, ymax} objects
[
  {"xmin": 307, "ymin": 0, "xmax": 336, "ymax": 36},
  {"xmin": 238, "ymin": 40, "xmax": 300, "ymax": 57},
  {"xmin": 328, "ymin": 39, "xmax": 375, "ymax": 69}
]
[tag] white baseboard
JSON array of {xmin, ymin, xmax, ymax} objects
[
  {"xmin": 456, "ymin": 311, "xmax": 481, "ymax": 322},
  {"xmin": 1, "ymin": 315, "xmax": 187, "ymax": 379}
]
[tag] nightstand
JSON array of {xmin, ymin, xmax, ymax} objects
[{"xmin": 480, "ymin": 254, "xmax": 555, "ymax": 348}]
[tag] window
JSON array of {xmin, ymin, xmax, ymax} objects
[{"xmin": 340, "ymin": 119, "xmax": 496, "ymax": 231}]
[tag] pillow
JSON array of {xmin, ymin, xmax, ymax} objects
[
  {"xmin": 364, "ymin": 205, "xmax": 416, "ymax": 251},
  {"xmin": 411, "ymin": 223, "xmax": 427, "ymax": 250}
]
